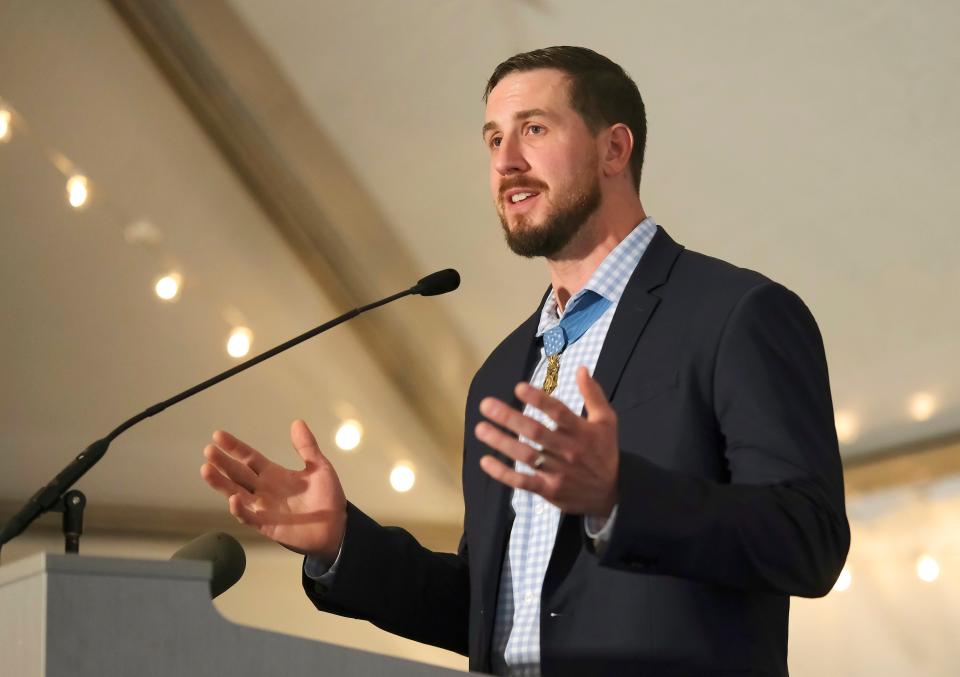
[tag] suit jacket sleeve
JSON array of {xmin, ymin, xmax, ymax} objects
[
  {"xmin": 302, "ymin": 501, "xmax": 470, "ymax": 655},
  {"xmin": 599, "ymin": 281, "xmax": 850, "ymax": 598}
]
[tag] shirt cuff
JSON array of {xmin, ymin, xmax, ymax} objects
[
  {"xmin": 303, "ymin": 543, "xmax": 342, "ymax": 584},
  {"xmin": 584, "ymin": 504, "xmax": 618, "ymax": 544}
]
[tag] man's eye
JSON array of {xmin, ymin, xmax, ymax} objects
[
  {"xmin": 489, "ymin": 136, "xmax": 502, "ymax": 149},
  {"xmin": 526, "ymin": 125, "xmax": 544, "ymax": 135}
]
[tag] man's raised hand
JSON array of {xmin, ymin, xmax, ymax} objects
[
  {"xmin": 200, "ymin": 419, "xmax": 346, "ymax": 563},
  {"xmin": 475, "ymin": 366, "xmax": 620, "ymax": 518}
]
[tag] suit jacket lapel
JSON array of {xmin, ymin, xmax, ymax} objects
[{"xmin": 591, "ymin": 225, "xmax": 684, "ymax": 403}]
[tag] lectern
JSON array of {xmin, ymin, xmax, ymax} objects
[{"xmin": 0, "ymin": 553, "xmax": 466, "ymax": 676}]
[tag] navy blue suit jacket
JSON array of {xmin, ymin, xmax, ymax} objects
[{"xmin": 304, "ymin": 226, "xmax": 850, "ymax": 676}]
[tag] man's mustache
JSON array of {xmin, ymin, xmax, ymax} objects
[{"xmin": 499, "ymin": 177, "xmax": 548, "ymax": 201}]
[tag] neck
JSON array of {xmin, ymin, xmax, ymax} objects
[{"xmin": 547, "ymin": 196, "xmax": 646, "ymax": 311}]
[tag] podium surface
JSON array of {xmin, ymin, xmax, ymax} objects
[{"xmin": 0, "ymin": 552, "xmax": 465, "ymax": 676}]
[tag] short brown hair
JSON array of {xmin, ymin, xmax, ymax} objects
[{"xmin": 484, "ymin": 46, "xmax": 647, "ymax": 192}]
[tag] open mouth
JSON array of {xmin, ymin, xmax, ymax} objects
[{"xmin": 503, "ymin": 189, "xmax": 542, "ymax": 211}]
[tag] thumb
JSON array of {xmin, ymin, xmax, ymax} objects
[
  {"xmin": 290, "ymin": 419, "xmax": 325, "ymax": 465},
  {"xmin": 577, "ymin": 367, "xmax": 614, "ymax": 423}
]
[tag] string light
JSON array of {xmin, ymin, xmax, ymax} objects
[
  {"xmin": 908, "ymin": 392, "xmax": 937, "ymax": 422},
  {"xmin": 916, "ymin": 555, "xmax": 940, "ymax": 583},
  {"xmin": 334, "ymin": 420, "xmax": 363, "ymax": 451},
  {"xmin": 390, "ymin": 463, "xmax": 416, "ymax": 493},
  {"xmin": 832, "ymin": 567, "xmax": 852, "ymax": 592},
  {"xmin": 123, "ymin": 219, "xmax": 162, "ymax": 245},
  {"xmin": 0, "ymin": 108, "xmax": 11, "ymax": 143},
  {"xmin": 834, "ymin": 410, "xmax": 860, "ymax": 444},
  {"xmin": 154, "ymin": 273, "xmax": 181, "ymax": 301},
  {"xmin": 226, "ymin": 327, "xmax": 252, "ymax": 358},
  {"xmin": 66, "ymin": 174, "xmax": 89, "ymax": 208}
]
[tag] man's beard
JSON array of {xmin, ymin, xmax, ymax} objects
[{"xmin": 498, "ymin": 171, "xmax": 601, "ymax": 258}]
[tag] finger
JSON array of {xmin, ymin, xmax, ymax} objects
[
  {"xmin": 475, "ymin": 421, "xmax": 542, "ymax": 468},
  {"xmin": 514, "ymin": 382, "xmax": 579, "ymax": 430},
  {"xmin": 204, "ymin": 444, "xmax": 259, "ymax": 492},
  {"xmin": 577, "ymin": 367, "xmax": 615, "ymax": 423},
  {"xmin": 290, "ymin": 419, "xmax": 325, "ymax": 465},
  {"xmin": 200, "ymin": 461, "xmax": 244, "ymax": 499},
  {"xmin": 228, "ymin": 489, "xmax": 262, "ymax": 526},
  {"xmin": 212, "ymin": 429, "xmax": 272, "ymax": 474},
  {"xmin": 479, "ymin": 397, "xmax": 564, "ymax": 450},
  {"xmin": 479, "ymin": 455, "xmax": 546, "ymax": 494}
]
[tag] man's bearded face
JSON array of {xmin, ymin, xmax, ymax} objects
[
  {"xmin": 496, "ymin": 150, "xmax": 601, "ymax": 258},
  {"xmin": 484, "ymin": 69, "xmax": 604, "ymax": 258}
]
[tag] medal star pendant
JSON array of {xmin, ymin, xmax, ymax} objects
[{"xmin": 543, "ymin": 353, "xmax": 561, "ymax": 396}]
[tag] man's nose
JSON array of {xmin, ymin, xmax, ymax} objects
[{"xmin": 494, "ymin": 134, "xmax": 530, "ymax": 176}]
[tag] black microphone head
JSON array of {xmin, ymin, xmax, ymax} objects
[
  {"xmin": 171, "ymin": 531, "xmax": 246, "ymax": 599},
  {"xmin": 413, "ymin": 268, "xmax": 460, "ymax": 296}
]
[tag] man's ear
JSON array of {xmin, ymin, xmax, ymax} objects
[{"xmin": 600, "ymin": 123, "xmax": 634, "ymax": 180}]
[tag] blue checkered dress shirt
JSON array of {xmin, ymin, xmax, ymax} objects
[{"xmin": 489, "ymin": 218, "xmax": 658, "ymax": 676}]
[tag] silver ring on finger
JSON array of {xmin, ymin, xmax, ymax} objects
[{"xmin": 532, "ymin": 451, "xmax": 548, "ymax": 470}]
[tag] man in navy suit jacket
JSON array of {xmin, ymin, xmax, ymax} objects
[{"xmin": 201, "ymin": 46, "xmax": 850, "ymax": 676}]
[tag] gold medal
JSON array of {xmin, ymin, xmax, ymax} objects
[{"xmin": 543, "ymin": 353, "xmax": 561, "ymax": 396}]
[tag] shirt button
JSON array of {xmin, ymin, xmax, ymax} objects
[
  {"xmin": 524, "ymin": 591, "xmax": 535, "ymax": 604},
  {"xmin": 535, "ymin": 503, "xmax": 545, "ymax": 516}
]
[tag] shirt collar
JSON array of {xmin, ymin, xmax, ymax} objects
[{"xmin": 535, "ymin": 217, "xmax": 658, "ymax": 337}]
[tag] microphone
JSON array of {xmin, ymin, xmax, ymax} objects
[
  {"xmin": 411, "ymin": 268, "xmax": 460, "ymax": 296},
  {"xmin": 0, "ymin": 270, "xmax": 461, "ymax": 551},
  {"xmin": 171, "ymin": 532, "xmax": 246, "ymax": 599}
]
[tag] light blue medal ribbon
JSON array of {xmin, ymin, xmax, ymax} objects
[{"xmin": 541, "ymin": 290, "xmax": 611, "ymax": 395}]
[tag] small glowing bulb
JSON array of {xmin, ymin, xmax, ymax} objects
[
  {"xmin": 832, "ymin": 567, "xmax": 852, "ymax": 592},
  {"xmin": 916, "ymin": 555, "xmax": 940, "ymax": 583},
  {"xmin": 66, "ymin": 175, "xmax": 89, "ymax": 208},
  {"xmin": 154, "ymin": 273, "xmax": 181, "ymax": 301},
  {"xmin": 226, "ymin": 327, "xmax": 252, "ymax": 358},
  {"xmin": 909, "ymin": 392, "xmax": 937, "ymax": 422},
  {"xmin": 834, "ymin": 410, "xmax": 860, "ymax": 444},
  {"xmin": 334, "ymin": 420, "xmax": 363, "ymax": 451},
  {"xmin": 0, "ymin": 109, "xmax": 11, "ymax": 142},
  {"xmin": 390, "ymin": 463, "xmax": 416, "ymax": 493}
]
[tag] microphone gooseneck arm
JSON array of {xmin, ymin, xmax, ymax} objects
[{"xmin": 0, "ymin": 270, "xmax": 460, "ymax": 551}]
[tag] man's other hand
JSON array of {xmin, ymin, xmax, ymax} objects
[
  {"xmin": 476, "ymin": 366, "xmax": 619, "ymax": 518},
  {"xmin": 200, "ymin": 419, "xmax": 346, "ymax": 563}
]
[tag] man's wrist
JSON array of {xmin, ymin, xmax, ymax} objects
[
  {"xmin": 593, "ymin": 481, "xmax": 619, "ymax": 519},
  {"xmin": 313, "ymin": 508, "xmax": 347, "ymax": 564}
]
